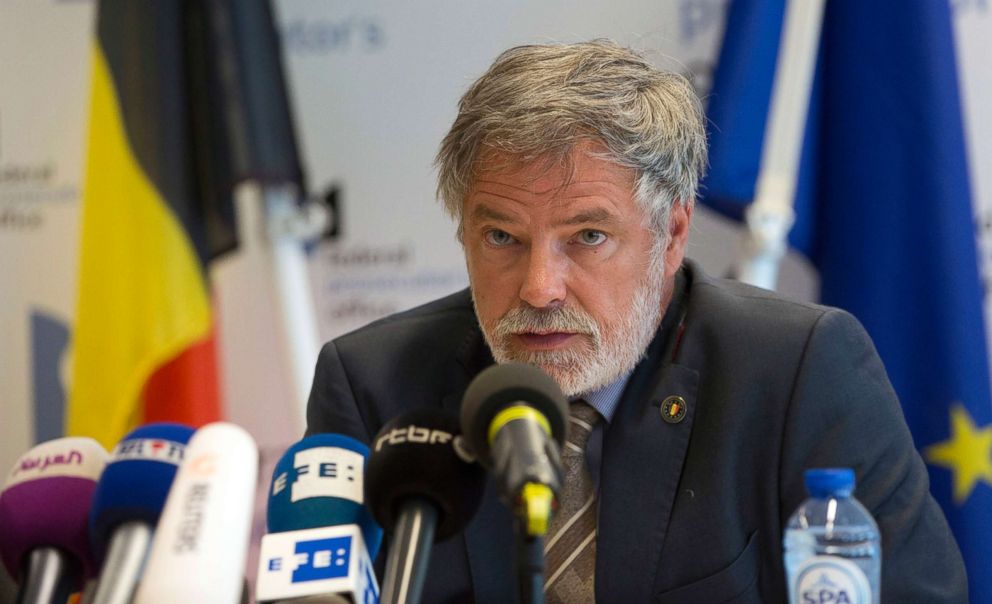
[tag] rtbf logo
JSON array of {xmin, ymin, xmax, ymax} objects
[
  {"xmin": 271, "ymin": 447, "xmax": 365, "ymax": 504},
  {"xmin": 374, "ymin": 425, "xmax": 453, "ymax": 451},
  {"xmin": 267, "ymin": 536, "xmax": 352, "ymax": 583}
]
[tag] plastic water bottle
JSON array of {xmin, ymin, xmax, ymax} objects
[{"xmin": 784, "ymin": 468, "xmax": 881, "ymax": 604}]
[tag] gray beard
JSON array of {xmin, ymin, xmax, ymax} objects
[{"xmin": 472, "ymin": 269, "xmax": 665, "ymax": 397}]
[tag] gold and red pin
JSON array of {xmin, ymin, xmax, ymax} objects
[{"xmin": 660, "ymin": 396, "xmax": 687, "ymax": 424}]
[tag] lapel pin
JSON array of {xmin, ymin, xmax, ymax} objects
[{"xmin": 660, "ymin": 395, "xmax": 687, "ymax": 424}]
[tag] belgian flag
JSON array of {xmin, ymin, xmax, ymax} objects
[{"xmin": 69, "ymin": 3, "xmax": 230, "ymax": 447}]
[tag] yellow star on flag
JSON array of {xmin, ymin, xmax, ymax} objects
[{"xmin": 924, "ymin": 403, "xmax": 992, "ymax": 505}]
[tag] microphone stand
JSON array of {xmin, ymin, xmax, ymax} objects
[
  {"xmin": 380, "ymin": 497, "xmax": 438, "ymax": 604},
  {"xmin": 91, "ymin": 521, "xmax": 153, "ymax": 604},
  {"xmin": 516, "ymin": 522, "xmax": 544, "ymax": 604},
  {"xmin": 16, "ymin": 548, "xmax": 78, "ymax": 604},
  {"xmin": 514, "ymin": 481, "xmax": 555, "ymax": 604}
]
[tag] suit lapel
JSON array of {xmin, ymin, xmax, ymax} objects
[
  {"xmin": 596, "ymin": 266, "xmax": 700, "ymax": 601},
  {"xmin": 597, "ymin": 360, "xmax": 699, "ymax": 601},
  {"xmin": 441, "ymin": 327, "xmax": 519, "ymax": 603}
]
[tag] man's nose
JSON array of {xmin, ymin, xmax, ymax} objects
[{"xmin": 519, "ymin": 245, "xmax": 567, "ymax": 309}]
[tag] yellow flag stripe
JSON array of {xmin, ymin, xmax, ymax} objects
[{"xmin": 68, "ymin": 44, "xmax": 212, "ymax": 449}]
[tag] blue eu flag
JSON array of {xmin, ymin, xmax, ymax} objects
[{"xmin": 702, "ymin": 0, "xmax": 992, "ymax": 598}]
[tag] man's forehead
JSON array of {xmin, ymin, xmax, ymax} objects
[
  {"xmin": 468, "ymin": 145, "xmax": 637, "ymax": 201},
  {"xmin": 469, "ymin": 202, "xmax": 618, "ymax": 226}
]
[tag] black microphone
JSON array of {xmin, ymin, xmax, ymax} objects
[
  {"xmin": 460, "ymin": 363, "xmax": 568, "ymax": 536},
  {"xmin": 366, "ymin": 408, "xmax": 486, "ymax": 604},
  {"xmin": 460, "ymin": 363, "xmax": 569, "ymax": 604}
]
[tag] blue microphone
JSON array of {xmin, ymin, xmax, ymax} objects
[
  {"xmin": 256, "ymin": 434, "xmax": 382, "ymax": 603},
  {"xmin": 88, "ymin": 423, "xmax": 195, "ymax": 604}
]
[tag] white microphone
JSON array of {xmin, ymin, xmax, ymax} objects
[{"xmin": 132, "ymin": 422, "xmax": 258, "ymax": 604}]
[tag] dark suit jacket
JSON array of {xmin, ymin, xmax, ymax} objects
[{"xmin": 306, "ymin": 260, "xmax": 967, "ymax": 603}]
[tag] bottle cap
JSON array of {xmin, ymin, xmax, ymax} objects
[{"xmin": 804, "ymin": 468, "xmax": 855, "ymax": 498}]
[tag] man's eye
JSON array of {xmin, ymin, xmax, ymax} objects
[
  {"xmin": 576, "ymin": 230, "xmax": 607, "ymax": 246},
  {"xmin": 484, "ymin": 229, "xmax": 515, "ymax": 246}
]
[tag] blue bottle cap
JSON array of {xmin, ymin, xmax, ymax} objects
[{"xmin": 804, "ymin": 468, "xmax": 855, "ymax": 498}]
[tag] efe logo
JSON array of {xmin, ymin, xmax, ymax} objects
[
  {"xmin": 270, "ymin": 447, "xmax": 366, "ymax": 504},
  {"xmin": 266, "ymin": 536, "xmax": 353, "ymax": 583}
]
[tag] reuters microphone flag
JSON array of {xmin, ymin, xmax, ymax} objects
[{"xmin": 69, "ymin": 2, "xmax": 226, "ymax": 448}]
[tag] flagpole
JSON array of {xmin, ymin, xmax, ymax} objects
[
  {"xmin": 735, "ymin": 0, "xmax": 826, "ymax": 290},
  {"xmin": 203, "ymin": 0, "xmax": 324, "ymax": 429},
  {"xmin": 266, "ymin": 185, "xmax": 327, "ymax": 422},
  {"xmin": 232, "ymin": 182, "xmax": 327, "ymax": 429}
]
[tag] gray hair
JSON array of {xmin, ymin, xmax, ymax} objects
[{"xmin": 435, "ymin": 40, "xmax": 708, "ymax": 239}]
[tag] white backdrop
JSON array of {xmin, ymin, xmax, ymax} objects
[{"xmin": 0, "ymin": 0, "xmax": 92, "ymax": 487}]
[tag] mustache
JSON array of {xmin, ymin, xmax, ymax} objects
[{"xmin": 492, "ymin": 305, "xmax": 600, "ymax": 339}]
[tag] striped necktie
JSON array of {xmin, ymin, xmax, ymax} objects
[{"xmin": 544, "ymin": 400, "xmax": 600, "ymax": 603}]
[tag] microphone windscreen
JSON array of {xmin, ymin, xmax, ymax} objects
[
  {"xmin": 0, "ymin": 437, "xmax": 108, "ymax": 582},
  {"xmin": 366, "ymin": 408, "xmax": 486, "ymax": 541},
  {"xmin": 88, "ymin": 423, "xmax": 195, "ymax": 555},
  {"xmin": 460, "ymin": 362, "xmax": 568, "ymax": 462},
  {"xmin": 267, "ymin": 434, "xmax": 382, "ymax": 558}
]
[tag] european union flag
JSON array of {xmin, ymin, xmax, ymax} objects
[{"xmin": 702, "ymin": 0, "xmax": 992, "ymax": 598}]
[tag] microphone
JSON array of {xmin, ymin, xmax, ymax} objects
[
  {"xmin": 132, "ymin": 422, "xmax": 258, "ymax": 604},
  {"xmin": 460, "ymin": 362, "xmax": 567, "ymax": 537},
  {"xmin": 367, "ymin": 408, "xmax": 486, "ymax": 604},
  {"xmin": 255, "ymin": 434, "xmax": 382, "ymax": 604},
  {"xmin": 0, "ymin": 437, "xmax": 109, "ymax": 604},
  {"xmin": 88, "ymin": 423, "xmax": 195, "ymax": 604}
]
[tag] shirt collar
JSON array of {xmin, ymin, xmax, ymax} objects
[{"xmin": 578, "ymin": 371, "xmax": 631, "ymax": 425}]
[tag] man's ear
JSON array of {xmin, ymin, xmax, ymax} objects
[{"xmin": 663, "ymin": 202, "xmax": 693, "ymax": 278}]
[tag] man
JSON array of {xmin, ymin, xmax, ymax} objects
[{"xmin": 307, "ymin": 41, "xmax": 966, "ymax": 602}]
